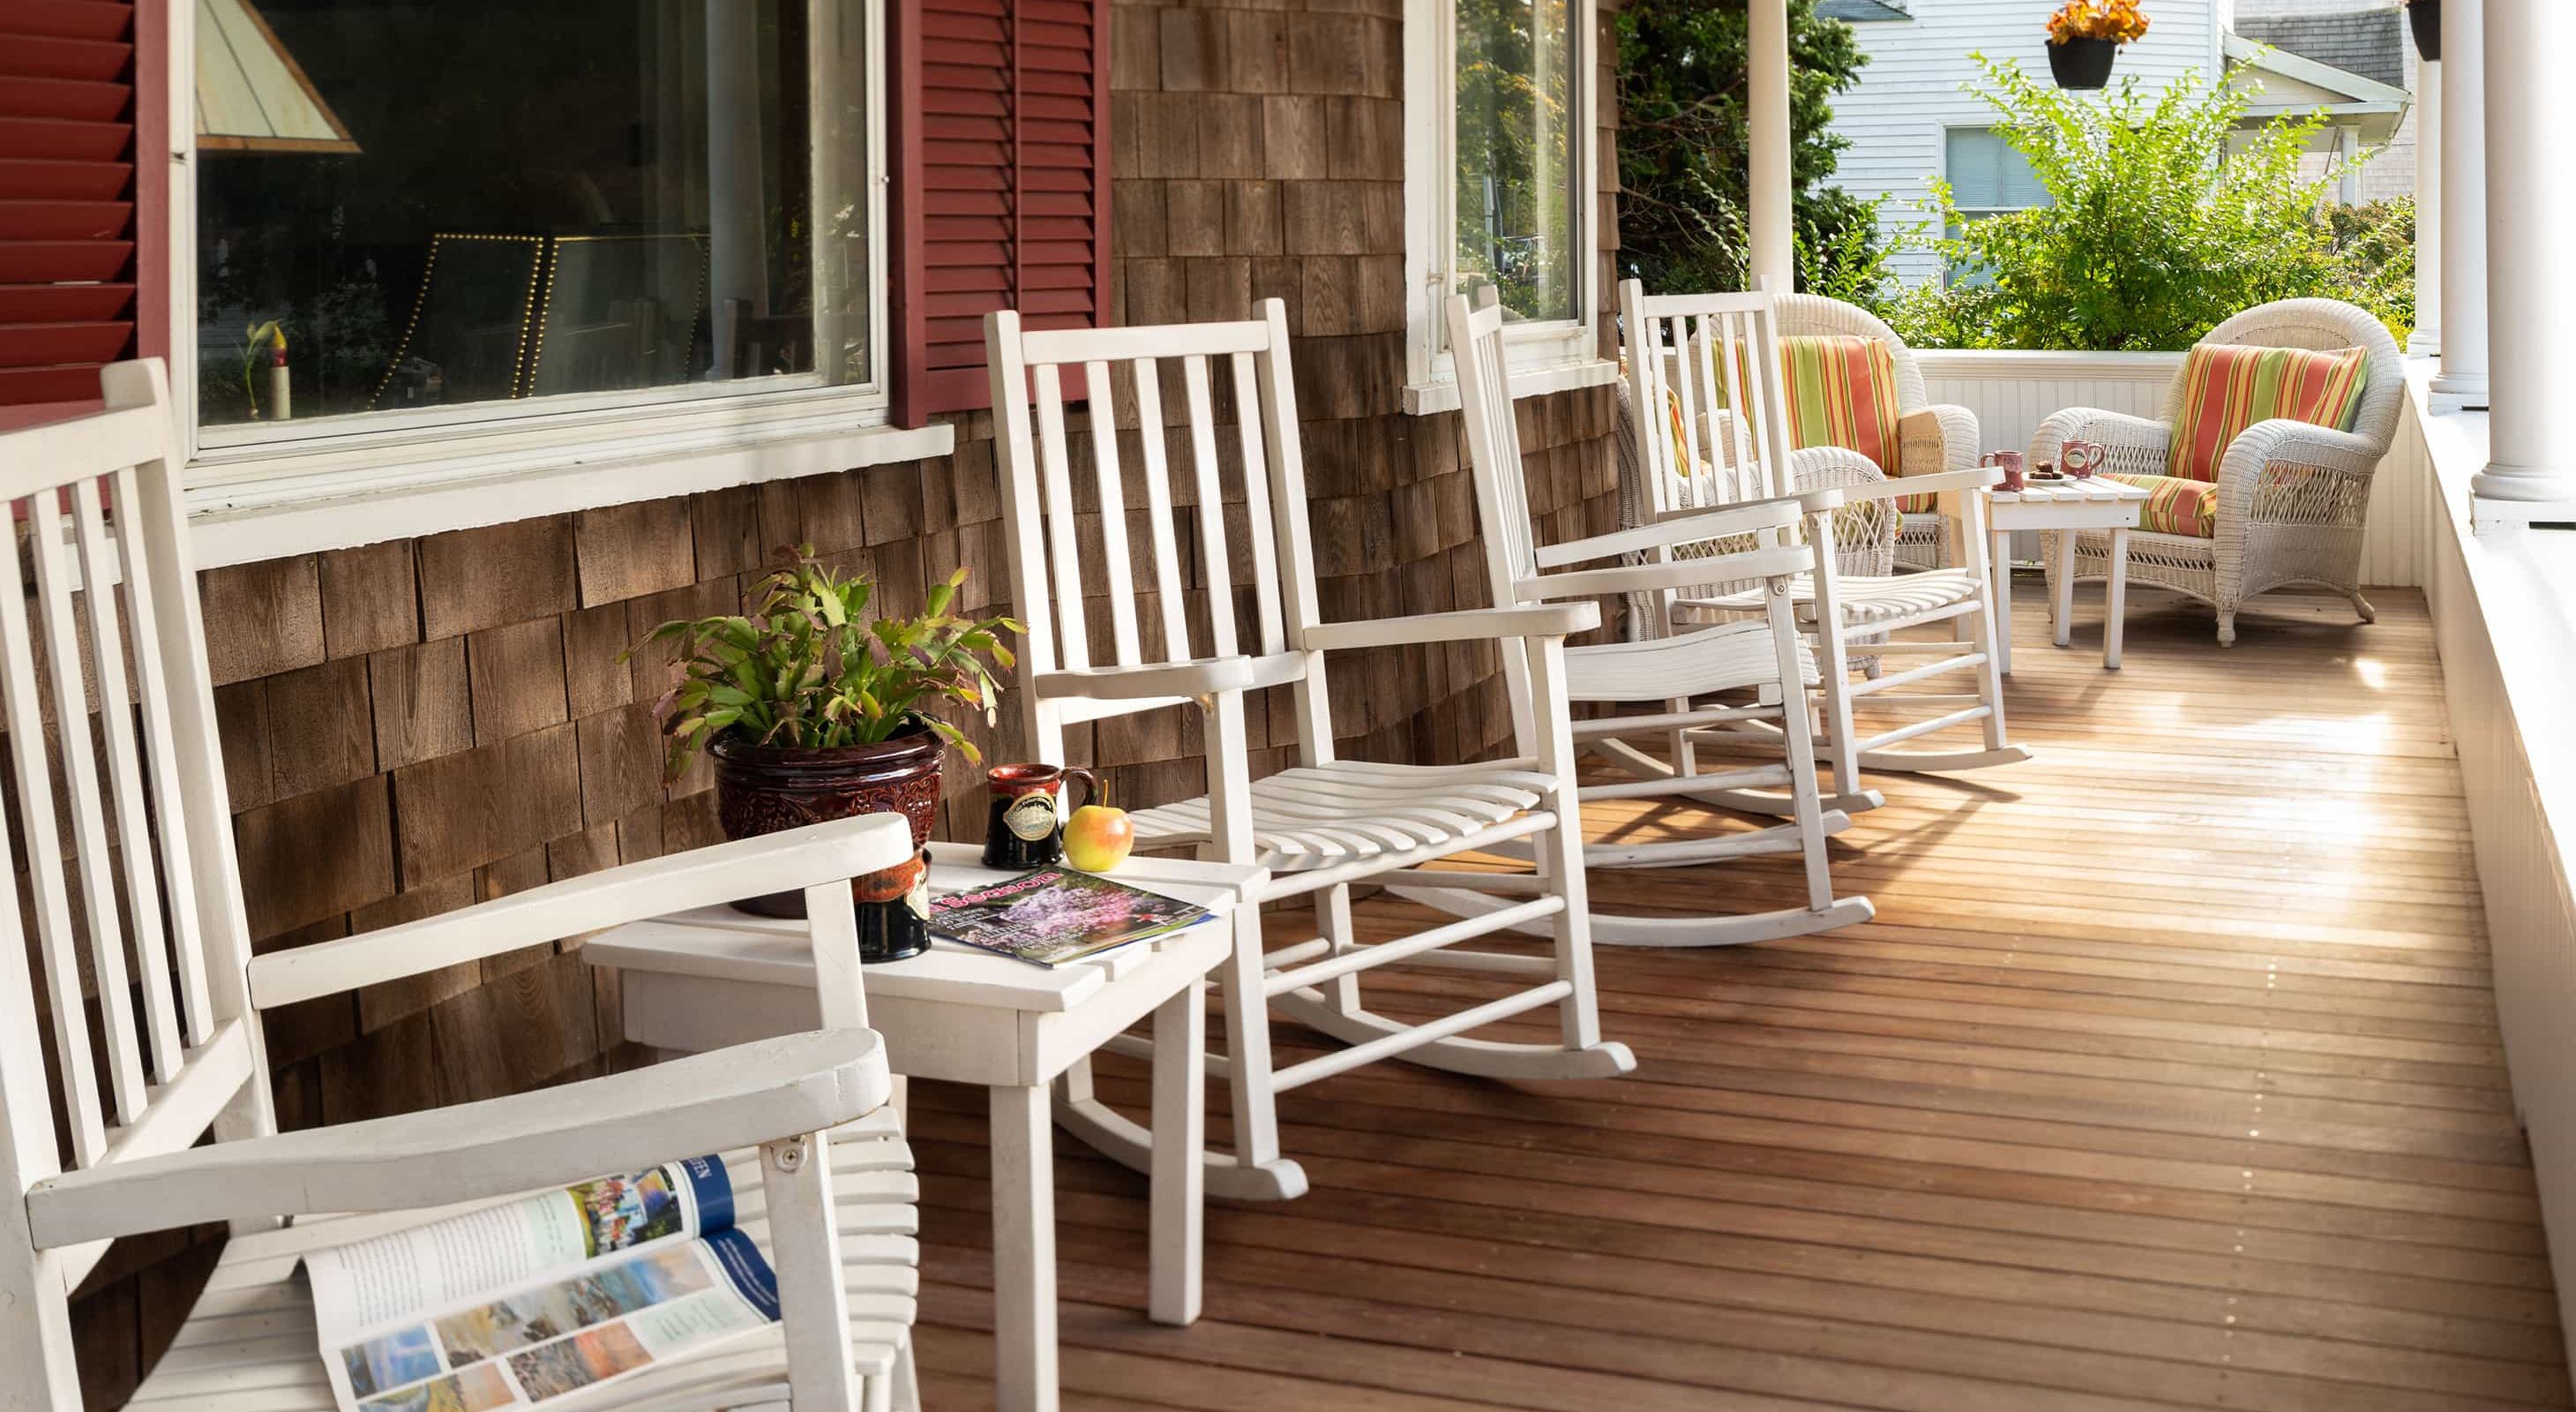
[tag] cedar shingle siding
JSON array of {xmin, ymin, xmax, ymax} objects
[{"xmin": 67, "ymin": 0, "xmax": 1626, "ymax": 1398}]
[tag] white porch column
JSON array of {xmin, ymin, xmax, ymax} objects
[
  {"xmin": 2430, "ymin": 0, "xmax": 2486, "ymax": 409},
  {"xmin": 2335, "ymin": 125, "xmax": 2362, "ymax": 207},
  {"xmin": 2470, "ymin": 0, "xmax": 2576, "ymax": 513},
  {"xmin": 2408, "ymin": 58, "xmax": 2440, "ymax": 357},
  {"xmin": 1747, "ymin": 0, "xmax": 1793, "ymax": 290}
]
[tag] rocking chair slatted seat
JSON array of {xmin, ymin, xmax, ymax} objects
[
  {"xmin": 985, "ymin": 301, "xmax": 1635, "ymax": 1204},
  {"xmin": 1619, "ymin": 283, "xmax": 2028, "ymax": 814},
  {"xmin": 1401, "ymin": 289, "xmax": 1871, "ymax": 950},
  {"xmin": 1, "ymin": 362, "xmax": 921, "ymax": 1412}
]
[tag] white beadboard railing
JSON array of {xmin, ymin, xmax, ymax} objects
[
  {"xmin": 2408, "ymin": 364, "xmax": 2576, "ymax": 1370},
  {"xmin": 1916, "ymin": 348, "xmax": 2430, "ymax": 587}
]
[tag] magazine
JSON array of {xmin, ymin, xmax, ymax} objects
[
  {"xmin": 305, "ymin": 1155, "xmax": 781, "ymax": 1412},
  {"xmin": 931, "ymin": 867, "xmax": 1210, "ymax": 966}
]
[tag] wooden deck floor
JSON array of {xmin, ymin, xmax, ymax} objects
[{"xmin": 902, "ymin": 582, "xmax": 2572, "ymax": 1411}]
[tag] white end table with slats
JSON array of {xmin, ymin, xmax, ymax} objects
[
  {"xmin": 1983, "ymin": 475, "xmax": 2149, "ymax": 672},
  {"xmin": 583, "ymin": 843, "xmax": 1264, "ymax": 1412}
]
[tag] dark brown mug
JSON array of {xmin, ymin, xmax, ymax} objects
[{"xmin": 981, "ymin": 763, "xmax": 1100, "ymax": 869}]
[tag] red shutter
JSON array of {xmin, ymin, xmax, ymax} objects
[
  {"xmin": 891, "ymin": 0, "xmax": 1110, "ymax": 427},
  {"xmin": 0, "ymin": 0, "xmax": 139, "ymax": 412}
]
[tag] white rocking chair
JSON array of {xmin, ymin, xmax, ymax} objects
[
  {"xmin": 1620, "ymin": 283, "xmax": 2029, "ymax": 813},
  {"xmin": 1409, "ymin": 290, "xmax": 1872, "ymax": 949},
  {"xmin": 0, "ymin": 363, "xmax": 922, "ymax": 1412},
  {"xmin": 985, "ymin": 301, "xmax": 1636, "ymax": 1204}
]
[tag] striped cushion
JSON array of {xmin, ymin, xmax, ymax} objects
[
  {"xmin": 2167, "ymin": 343, "xmax": 2369, "ymax": 483},
  {"xmin": 2107, "ymin": 473, "xmax": 2217, "ymax": 538},
  {"xmin": 1713, "ymin": 335, "xmax": 1922, "ymax": 513}
]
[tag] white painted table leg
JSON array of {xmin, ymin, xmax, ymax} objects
[
  {"xmin": 2051, "ymin": 528, "xmax": 2078, "ymax": 649},
  {"xmin": 989, "ymin": 1084, "xmax": 1058, "ymax": 1412},
  {"xmin": 1148, "ymin": 974, "xmax": 1206, "ymax": 1326},
  {"xmin": 1988, "ymin": 528, "xmax": 2015, "ymax": 675},
  {"xmin": 2104, "ymin": 525, "xmax": 2130, "ymax": 671}
]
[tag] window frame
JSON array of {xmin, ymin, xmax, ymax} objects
[
  {"xmin": 161, "ymin": 0, "xmax": 910, "ymax": 519},
  {"xmin": 1401, "ymin": 0, "xmax": 1614, "ymax": 416}
]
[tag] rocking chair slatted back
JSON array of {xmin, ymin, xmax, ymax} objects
[
  {"xmin": 988, "ymin": 304, "xmax": 1316, "ymax": 760},
  {"xmin": 1619, "ymin": 283, "xmax": 1802, "ymax": 519},
  {"xmin": 0, "ymin": 361, "xmax": 265, "ymax": 1267}
]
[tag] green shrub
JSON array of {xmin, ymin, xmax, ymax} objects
[{"xmin": 1892, "ymin": 56, "xmax": 2411, "ymax": 350}]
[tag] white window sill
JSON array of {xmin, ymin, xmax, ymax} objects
[
  {"xmin": 1403, "ymin": 357, "xmax": 1623, "ymax": 417},
  {"xmin": 188, "ymin": 418, "xmax": 953, "ymax": 568}
]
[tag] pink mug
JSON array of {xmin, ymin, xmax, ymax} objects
[
  {"xmin": 1981, "ymin": 449, "xmax": 2025, "ymax": 492},
  {"xmin": 2061, "ymin": 439, "xmax": 2104, "ymax": 479}
]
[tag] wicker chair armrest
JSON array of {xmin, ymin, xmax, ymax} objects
[
  {"xmin": 2032, "ymin": 408, "xmax": 2170, "ymax": 478},
  {"xmin": 2214, "ymin": 418, "xmax": 2386, "ymax": 527},
  {"xmin": 1900, "ymin": 404, "xmax": 1980, "ymax": 477}
]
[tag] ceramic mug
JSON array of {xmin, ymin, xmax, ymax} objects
[
  {"xmin": 981, "ymin": 762, "xmax": 1100, "ymax": 869},
  {"xmin": 1981, "ymin": 449, "xmax": 2026, "ymax": 492},
  {"xmin": 2061, "ymin": 439, "xmax": 2105, "ymax": 479}
]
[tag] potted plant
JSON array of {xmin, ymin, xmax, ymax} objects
[
  {"xmin": 2405, "ymin": 0, "xmax": 2439, "ymax": 62},
  {"xmin": 638, "ymin": 547, "xmax": 1022, "ymax": 934},
  {"xmin": 2045, "ymin": 0, "xmax": 2149, "ymax": 89}
]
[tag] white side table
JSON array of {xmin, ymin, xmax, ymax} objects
[
  {"xmin": 1984, "ymin": 477, "xmax": 2148, "ymax": 672},
  {"xmin": 582, "ymin": 844, "xmax": 1265, "ymax": 1412}
]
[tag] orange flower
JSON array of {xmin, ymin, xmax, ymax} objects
[{"xmin": 2048, "ymin": 0, "xmax": 2151, "ymax": 45}]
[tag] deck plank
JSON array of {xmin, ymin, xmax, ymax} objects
[{"xmin": 906, "ymin": 585, "xmax": 2576, "ymax": 1409}]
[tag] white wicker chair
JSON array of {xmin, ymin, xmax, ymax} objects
[
  {"xmin": 1774, "ymin": 292, "xmax": 1982, "ymax": 569},
  {"xmin": 2030, "ymin": 298, "xmax": 2406, "ymax": 645}
]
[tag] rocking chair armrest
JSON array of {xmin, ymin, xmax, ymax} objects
[
  {"xmin": 1833, "ymin": 465, "xmax": 2003, "ymax": 504},
  {"xmin": 1533, "ymin": 496, "xmax": 1807, "ymax": 567},
  {"xmin": 248, "ymin": 814, "xmax": 917, "ymax": 1010},
  {"xmin": 1528, "ymin": 543, "xmax": 1816, "ymax": 600},
  {"xmin": 1299, "ymin": 603, "xmax": 1599, "ymax": 651},
  {"xmin": 1035, "ymin": 652, "xmax": 1307, "ymax": 702},
  {"xmin": 26, "ymin": 1028, "xmax": 893, "ymax": 1249}
]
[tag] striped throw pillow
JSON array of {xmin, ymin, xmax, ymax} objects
[
  {"xmin": 1709, "ymin": 335, "xmax": 1920, "ymax": 511},
  {"xmin": 2166, "ymin": 343, "xmax": 2370, "ymax": 484}
]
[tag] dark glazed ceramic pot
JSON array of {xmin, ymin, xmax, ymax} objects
[
  {"xmin": 2047, "ymin": 37, "xmax": 2116, "ymax": 89},
  {"xmin": 2407, "ymin": 0, "xmax": 2439, "ymax": 60},
  {"xmin": 710, "ymin": 727, "xmax": 943, "ymax": 925}
]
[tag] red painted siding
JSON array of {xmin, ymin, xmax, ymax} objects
[
  {"xmin": 0, "ymin": 0, "xmax": 138, "ymax": 413},
  {"xmin": 891, "ymin": 0, "xmax": 1111, "ymax": 426}
]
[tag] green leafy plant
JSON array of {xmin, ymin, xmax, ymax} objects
[
  {"xmin": 635, "ymin": 547, "xmax": 1024, "ymax": 782},
  {"xmin": 1891, "ymin": 56, "xmax": 2407, "ymax": 351}
]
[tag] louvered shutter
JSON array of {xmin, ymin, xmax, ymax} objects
[
  {"xmin": 892, "ymin": 0, "xmax": 1110, "ymax": 426},
  {"xmin": 0, "ymin": 0, "xmax": 139, "ymax": 410}
]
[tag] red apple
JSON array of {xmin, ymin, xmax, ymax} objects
[{"xmin": 1062, "ymin": 804, "xmax": 1134, "ymax": 873}]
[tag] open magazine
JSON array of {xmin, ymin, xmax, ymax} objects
[{"xmin": 306, "ymin": 1155, "xmax": 780, "ymax": 1412}]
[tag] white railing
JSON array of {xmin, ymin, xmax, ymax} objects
[
  {"xmin": 2407, "ymin": 361, "xmax": 2576, "ymax": 1368},
  {"xmin": 1918, "ymin": 348, "xmax": 2432, "ymax": 587}
]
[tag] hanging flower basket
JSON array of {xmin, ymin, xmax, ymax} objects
[
  {"xmin": 2044, "ymin": 1, "xmax": 2148, "ymax": 89},
  {"xmin": 2407, "ymin": 0, "xmax": 2441, "ymax": 61},
  {"xmin": 2048, "ymin": 37, "xmax": 2119, "ymax": 89}
]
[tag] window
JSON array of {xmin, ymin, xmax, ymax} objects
[
  {"xmin": 1943, "ymin": 127, "xmax": 2048, "ymax": 224},
  {"xmin": 177, "ymin": 0, "xmax": 891, "ymax": 494},
  {"xmin": 1942, "ymin": 127, "xmax": 2047, "ymax": 287},
  {"xmin": 1404, "ymin": 0, "xmax": 1612, "ymax": 412}
]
